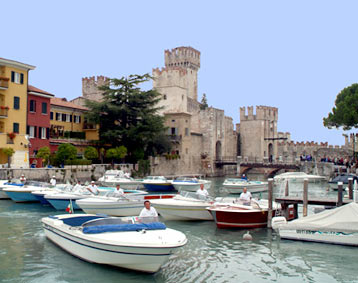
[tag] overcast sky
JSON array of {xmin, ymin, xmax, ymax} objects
[{"xmin": 3, "ymin": 1, "xmax": 358, "ymax": 146}]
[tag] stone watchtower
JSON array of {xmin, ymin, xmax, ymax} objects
[
  {"xmin": 153, "ymin": 47, "xmax": 200, "ymax": 114},
  {"xmin": 239, "ymin": 106, "xmax": 278, "ymax": 162},
  {"xmin": 82, "ymin": 76, "xmax": 109, "ymax": 102}
]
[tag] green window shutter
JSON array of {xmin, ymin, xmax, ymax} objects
[
  {"xmin": 11, "ymin": 71, "xmax": 15, "ymax": 82},
  {"xmin": 14, "ymin": 97, "xmax": 20, "ymax": 110},
  {"xmin": 20, "ymin": 73, "xmax": 24, "ymax": 84}
]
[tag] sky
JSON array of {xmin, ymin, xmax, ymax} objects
[{"xmin": 2, "ymin": 1, "xmax": 358, "ymax": 146}]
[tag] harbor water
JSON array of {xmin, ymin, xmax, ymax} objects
[{"xmin": 0, "ymin": 177, "xmax": 357, "ymax": 282}]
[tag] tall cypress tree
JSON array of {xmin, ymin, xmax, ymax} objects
[{"xmin": 86, "ymin": 74, "xmax": 169, "ymax": 162}]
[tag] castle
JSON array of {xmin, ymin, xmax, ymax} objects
[{"xmin": 78, "ymin": 46, "xmax": 352, "ymax": 176}]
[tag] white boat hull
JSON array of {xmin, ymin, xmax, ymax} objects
[
  {"xmin": 224, "ymin": 184, "xmax": 268, "ymax": 194},
  {"xmin": 42, "ymin": 215, "xmax": 187, "ymax": 273},
  {"xmin": 76, "ymin": 199, "xmax": 143, "ymax": 216},
  {"xmin": 279, "ymin": 229, "xmax": 358, "ymax": 246}
]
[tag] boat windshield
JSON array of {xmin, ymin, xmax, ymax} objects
[
  {"xmin": 82, "ymin": 216, "xmax": 160, "ymax": 228},
  {"xmin": 179, "ymin": 191, "xmax": 212, "ymax": 201}
]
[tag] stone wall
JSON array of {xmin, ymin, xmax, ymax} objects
[{"xmin": 82, "ymin": 76, "xmax": 109, "ymax": 102}]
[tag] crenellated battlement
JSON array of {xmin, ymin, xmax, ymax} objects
[
  {"xmin": 164, "ymin": 46, "xmax": 200, "ymax": 70},
  {"xmin": 240, "ymin": 105, "xmax": 278, "ymax": 121},
  {"xmin": 82, "ymin": 76, "xmax": 109, "ymax": 102},
  {"xmin": 152, "ymin": 67, "xmax": 188, "ymax": 77}
]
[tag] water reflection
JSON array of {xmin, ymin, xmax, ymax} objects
[{"xmin": 0, "ymin": 179, "xmax": 358, "ymax": 282}]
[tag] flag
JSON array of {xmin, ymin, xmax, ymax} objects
[{"xmin": 66, "ymin": 200, "xmax": 74, "ymax": 214}]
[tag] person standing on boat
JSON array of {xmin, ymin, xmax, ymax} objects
[
  {"xmin": 113, "ymin": 184, "xmax": 124, "ymax": 196},
  {"xmin": 87, "ymin": 181, "xmax": 100, "ymax": 195},
  {"xmin": 20, "ymin": 174, "xmax": 26, "ymax": 183},
  {"xmin": 139, "ymin": 200, "xmax": 158, "ymax": 217},
  {"xmin": 196, "ymin": 183, "xmax": 209, "ymax": 197},
  {"xmin": 239, "ymin": 187, "xmax": 252, "ymax": 205},
  {"xmin": 73, "ymin": 180, "xmax": 82, "ymax": 191},
  {"xmin": 50, "ymin": 176, "xmax": 56, "ymax": 186},
  {"xmin": 241, "ymin": 174, "xmax": 248, "ymax": 180}
]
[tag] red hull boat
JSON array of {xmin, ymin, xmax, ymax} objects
[{"xmin": 207, "ymin": 200, "xmax": 279, "ymax": 229}]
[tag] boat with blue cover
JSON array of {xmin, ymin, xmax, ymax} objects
[
  {"xmin": 142, "ymin": 176, "xmax": 175, "ymax": 192},
  {"xmin": 41, "ymin": 214, "xmax": 187, "ymax": 273}
]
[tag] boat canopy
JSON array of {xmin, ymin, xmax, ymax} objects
[
  {"xmin": 282, "ymin": 203, "xmax": 358, "ymax": 233},
  {"xmin": 329, "ymin": 174, "xmax": 358, "ymax": 184}
]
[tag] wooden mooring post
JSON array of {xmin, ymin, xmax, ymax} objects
[
  {"xmin": 285, "ymin": 180, "xmax": 289, "ymax": 196},
  {"xmin": 337, "ymin": 182, "xmax": 343, "ymax": 206},
  {"xmin": 303, "ymin": 178, "xmax": 308, "ymax": 217},
  {"xmin": 348, "ymin": 178, "xmax": 353, "ymax": 200},
  {"xmin": 267, "ymin": 178, "xmax": 273, "ymax": 228}
]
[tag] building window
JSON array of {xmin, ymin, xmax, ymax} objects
[
  {"xmin": 66, "ymin": 114, "xmax": 71, "ymax": 122},
  {"xmin": 42, "ymin": 102, "xmax": 47, "ymax": 114},
  {"xmin": 50, "ymin": 112, "xmax": 53, "ymax": 120},
  {"xmin": 185, "ymin": 128, "xmax": 189, "ymax": 136},
  {"xmin": 14, "ymin": 96, "xmax": 20, "ymax": 110},
  {"xmin": 28, "ymin": 126, "xmax": 35, "ymax": 138},
  {"xmin": 74, "ymin": 115, "xmax": 81, "ymax": 123},
  {"xmin": 11, "ymin": 71, "xmax": 24, "ymax": 84},
  {"xmin": 172, "ymin": 120, "xmax": 175, "ymax": 122},
  {"xmin": 30, "ymin": 100, "xmax": 36, "ymax": 112},
  {"xmin": 56, "ymin": 112, "xmax": 62, "ymax": 121},
  {"xmin": 40, "ymin": 127, "xmax": 47, "ymax": 139},
  {"xmin": 13, "ymin": 123, "xmax": 19, "ymax": 133}
]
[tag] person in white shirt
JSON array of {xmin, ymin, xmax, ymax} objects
[
  {"xmin": 196, "ymin": 183, "xmax": 209, "ymax": 198},
  {"xmin": 50, "ymin": 176, "xmax": 56, "ymax": 186},
  {"xmin": 73, "ymin": 181, "xmax": 82, "ymax": 191},
  {"xmin": 113, "ymin": 184, "xmax": 124, "ymax": 196},
  {"xmin": 139, "ymin": 201, "xmax": 158, "ymax": 217},
  {"xmin": 87, "ymin": 181, "xmax": 100, "ymax": 195},
  {"xmin": 239, "ymin": 187, "xmax": 252, "ymax": 205}
]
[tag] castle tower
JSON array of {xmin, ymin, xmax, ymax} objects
[
  {"xmin": 239, "ymin": 106, "xmax": 279, "ymax": 162},
  {"xmin": 153, "ymin": 47, "xmax": 201, "ymax": 115},
  {"xmin": 82, "ymin": 76, "xmax": 109, "ymax": 102}
]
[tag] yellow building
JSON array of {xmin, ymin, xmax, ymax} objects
[
  {"xmin": 0, "ymin": 58, "xmax": 35, "ymax": 168},
  {"xmin": 50, "ymin": 97, "xmax": 99, "ymax": 156}
]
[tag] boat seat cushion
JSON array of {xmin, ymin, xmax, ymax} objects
[
  {"xmin": 62, "ymin": 216, "xmax": 106, "ymax": 227},
  {"xmin": 82, "ymin": 222, "xmax": 166, "ymax": 234}
]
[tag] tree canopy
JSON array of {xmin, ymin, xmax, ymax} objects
[
  {"xmin": 85, "ymin": 74, "xmax": 169, "ymax": 162},
  {"xmin": 84, "ymin": 146, "xmax": 98, "ymax": 161},
  {"xmin": 200, "ymin": 93, "xmax": 208, "ymax": 110},
  {"xmin": 36, "ymin": 146, "xmax": 51, "ymax": 165},
  {"xmin": 324, "ymin": 83, "xmax": 358, "ymax": 130},
  {"xmin": 55, "ymin": 144, "xmax": 77, "ymax": 165}
]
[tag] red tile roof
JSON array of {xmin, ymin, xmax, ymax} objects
[
  {"xmin": 51, "ymin": 97, "xmax": 89, "ymax": 111},
  {"xmin": 28, "ymin": 85, "xmax": 54, "ymax": 97}
]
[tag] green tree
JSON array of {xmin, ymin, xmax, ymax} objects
[
  {"xmin": 85, "ymin": 74, "xmax": 168, "ymax": 162},
  {"xmin": 84, "ymin": 146, "xmax": 98, "ymax": 161},
  {"xmin": 2, "ymin": 148, "xmax": 14, "ymax": 167},
  {"xmin": 324, "ymin": 83, "xmax": 358, "ymax": 130},
  {"xmin": 200, "ymin": 93, "xmax": 208, "ymax": 110},
  {"xmin": 36, "ymin": 146, "xmax": 51, "ymax": 166},
  {"xmin": 55, "ymin": 144, "xmax": 77, "ymax": 166},
  {"xmin": 106, "ymin": 146, "xmax": 127, "ymax": 166}
]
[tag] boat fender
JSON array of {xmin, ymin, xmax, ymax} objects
[{"xmin": 243, "ymin": 231, "xmax": 252, "ymax": 241}]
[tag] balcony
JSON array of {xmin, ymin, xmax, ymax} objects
[
  {"xmin": 0, "ymin": 77, "xmax": 9, "ymax": 90},
  {"xmin": 0, "ymin": 107, "xmax": 9, "ymax": 118},
  {"xmin": 168, "ymin": 134, "xmax": 182, "ymax": 143},
  {"xmin": 83, "ymin": 123, "xmax": 97, "ymax": 130}
]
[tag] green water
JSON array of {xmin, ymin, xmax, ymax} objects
[{"xmin": 0, "ymin": 178, "xmax": 357, "ymax": 282}]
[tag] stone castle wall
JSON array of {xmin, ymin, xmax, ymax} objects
[{"xmin": 82, "ymin": 76, "xmax": 109, "ymax": 102}]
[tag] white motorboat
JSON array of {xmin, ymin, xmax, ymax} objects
[
  {"xmin": 274, "ymin": 172, "xmax": 326, "ymax": 183},
  {"xmin": 98, "ymin": 170, "xmax": 142, "ymax": 189},
  {"xmin": 42, "ymin": 214, "xmax": 187, "ymax": 273},
  {"xmin": 150, "ymin": 192, "xmax": 214, "ymax": 220},
  {"xmin": 170, "ymin": 177, "xmax": 201, "ymax": 192},
  {"xmin": 222, "ymin": 178, "xmax": 268, "ymax": 194},
  {"xmin": 3, "ymin": 181, "xmax": 52, "ymax": 202},
  {"xmin": 76, "ymin": 194, "xmax": 145, "ymax": 216},
  {"xmin": 274, "ymin": 202, "xmax": 358, "ymax": 246},
  {"xmin": 0, "ymin": 180, "xmax": 11, "ymax": 199}
]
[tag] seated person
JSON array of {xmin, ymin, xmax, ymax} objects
[
  {"xmin": 86, "ymin": 181, "xmax": 100, "ymax": 195},
  {"xmin": 196, "ymin": 183, "xmax": 209, "ymax": 198},
  {"xmin": 113, "ymin": 184, "xmax": 124, "ymax": 196},
  {"xmin": 239, "ymin": 187, "xmax": 252, "ymax": 205},
  {"xmin": 139, "ymin": 200, "xmax": 158, "ymax": 217},
  {"xmin": 241, "ymin": 174, "xmax": 248, "ymax": 180}
]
